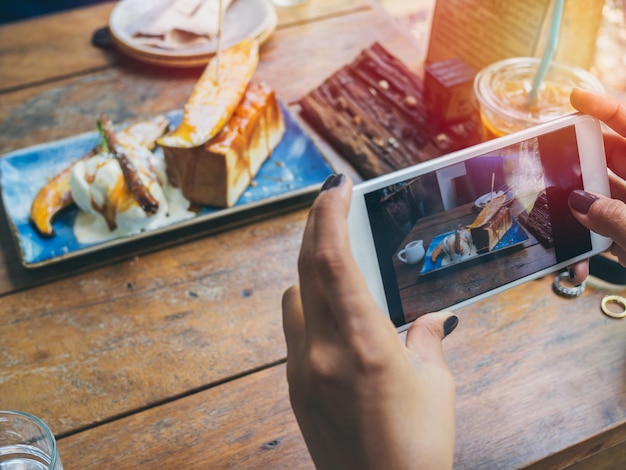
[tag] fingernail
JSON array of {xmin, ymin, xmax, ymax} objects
[
  {"xmin": 443, "ymin": 315, "xmax": 459, "ymax": 338},
  {"xmin": 569, "ymin": 190, "xmax": 598, "ymax": 214},
  {"xmin": 568, "ymin": 267, "xmax": 576, "ymax": 282},
  {"xmin": 321, "ymin": 173, "xmax": 345, "ymax": 192}
]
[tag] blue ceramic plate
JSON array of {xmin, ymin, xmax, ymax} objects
[
  {"xmin": 0, "ymin": 104, "xmax": 333, "ymax": 267},
  {"xmin": 420, "ymin": 218, "xmax": 529, "ymax": 275}
]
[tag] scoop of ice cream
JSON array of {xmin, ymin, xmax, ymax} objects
[
  {"xmin": 70, "ymin": 146, "xmax": 168, "ymax": 238},
  {"xmin": 442, "ymin": 229, "xmax": 472, "ymax": 261}
]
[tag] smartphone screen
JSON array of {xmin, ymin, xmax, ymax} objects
[{"xmin": 362, "ymin": 124, "xmax": 593, "ymax": 327}]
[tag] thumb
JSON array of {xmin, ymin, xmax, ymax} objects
[
  {"xmin": 282, "ymin": 285, "xmax": 305, "ymax": 358},
  {"xmin": 405, "ymin": 311, "xmax": 458, "ymax": 362},
  {"xmin": 568, "ymin": 190, "xmax": 626, "ymax": 244}
]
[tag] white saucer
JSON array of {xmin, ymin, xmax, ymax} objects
[
  {"xmin": 474, "ymin": 190, "xmax": 514, "ymax": 209},
  {"xmin": 109, "ymin": 0, "xmax": 277, "ymax": 67}
]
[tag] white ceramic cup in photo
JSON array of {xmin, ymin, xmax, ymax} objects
[
  {"xmin": 0, "ymin": 410, "xmax": 63, "ymax": 470},
  {"xmin": 397, "ymin": 240, "xmax": 425, "ymax": 264}
]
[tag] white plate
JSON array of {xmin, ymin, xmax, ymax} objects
[
  {"xmin": 109, "ymin": 0, "xmax": 277, "ymax": 67},
  {"xmin": 474, "ymin": 190, "xmax": 514, "ymax": 208}
]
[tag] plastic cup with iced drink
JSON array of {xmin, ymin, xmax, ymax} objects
[{"xmin": 473, "ymin": 57, "xmax": 604, "ymax": 139}]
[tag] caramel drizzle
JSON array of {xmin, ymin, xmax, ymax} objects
[{"xmin": 99, "ymin": 115, "xmax": 159, "ymax": 215}]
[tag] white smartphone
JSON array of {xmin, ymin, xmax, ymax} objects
[{"xmin": 347, "ymin": 113, "xmax": 611, "ymax": 332}]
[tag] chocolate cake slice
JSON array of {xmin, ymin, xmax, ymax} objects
[
  {"xmin": 299, "ymin": 42, "xmax": 480, "ymax": 179},
  {"xmin": 518, "ymin": 191, "xmax": 553, "ymax": 247}
]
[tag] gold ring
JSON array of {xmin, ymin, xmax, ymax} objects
[{"xmin": 601, "ymin": 295, "xmax": 626, "ymax": 319}]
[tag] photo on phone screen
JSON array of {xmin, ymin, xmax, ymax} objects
[{"xmin": 361, "ymin": 124, "xmax": 595, "ymax": 328}]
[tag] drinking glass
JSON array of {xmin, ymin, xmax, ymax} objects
[{"xmin": 0, "ymin": 410, "xmax": 63, "ymax": 470}]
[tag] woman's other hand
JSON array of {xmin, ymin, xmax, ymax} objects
[{"xmin": 569, "ymin": 89, "xmax": 626, "ymax": 267}]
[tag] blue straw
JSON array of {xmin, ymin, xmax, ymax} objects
[{"xmin": 527, "ymin": 0, "xmax": 565, "ymax": 106}]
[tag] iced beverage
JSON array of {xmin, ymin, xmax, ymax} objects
[{"xmin": 474, "ymin": 57, "xmax": 604, "ymax": 139}]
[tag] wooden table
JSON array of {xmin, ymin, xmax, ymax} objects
[{"xmin": 2, "ymin": 1, "xmax": 626, "ymax": 468}]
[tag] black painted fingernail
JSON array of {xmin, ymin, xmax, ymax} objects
[
  {"xmin": 568, "ymin": 267, "xmax": 576, "ymax": 282},
  {"xmin": 321, "ymin": 174, "xmax": 345, "ymax": 191},
  {"xmin": 569, "ymin": 190, "xmax": 598, "ymax": 214},
  {"xmin": 321, "ymin": 174, "xmax": 337, "ymax": 190},
  {"xmin": 443, "ymin": 315, "xmax": 459, "ymax": 337}
]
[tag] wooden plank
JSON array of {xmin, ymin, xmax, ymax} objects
[
  {"xmin": 53, "ymin": 275, "xmax": 626, "ymax": 469},
  {"xmin": 0, "ymin": 208, "xmax": 306, "ymax": 435},
  {"xmin": 258, "ymin": 7, "xmax": 426, "ymax": 106},
  {"xmin": 57, "ymin": 364, "xmax": 314, "ymax": 469},
  {"xmin": 379, "ymin": 0, "xmax": 435, "ymax": 16},
  {"xmin": 0, "ymin": 64, "xmax": 202, "ymax": 154},
  {"xmin": 446, "ymin": 275, "xmax": 626, "ymax": 469},
  {"xmin": 527, "ymin": 424, "xmax": 626, "ymax": 469},
  {"xmin": 275, "ymin": 0, "xmax": 368, "ymax": 26},
  {"xmin": 0, "ymin": 0, "xmax": 371, "ymax": 92},
  {"xmin": 557, "ymin": 438, "xmax": 626, "ymax": 470},
  {"xmin": 0, "ymin": 2, "xmax": 118, "ymax": 91}
]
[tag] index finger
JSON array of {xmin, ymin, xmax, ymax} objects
[
  {"xmin": 601, "ymin": 133, "xmax": 626, "ymax": 185},
  {"xmin": 570, "ymin": 88, "xmax": 626, "ymax": 137},
  {"xmin": 570, "ymin": 191, "xmax": 626, "ymax": 243}
]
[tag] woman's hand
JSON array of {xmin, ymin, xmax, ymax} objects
[
  {"xmin": 569, "ymin": 89, "xmax": 626, "ymax": 267},
  {"xmin": 282, "ymin": 174, "xmax": 458, "ymax": 470}
]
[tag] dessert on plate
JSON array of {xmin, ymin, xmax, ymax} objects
[
  {"xmin": 163, "ymin": 81, "xmax": 284, "ymax": 207},
  {"xmin": 466, "ymin": 193, "xmax": 513, "ymax": 254},
  {"xmin": 29, "ymin": 38, "xmax": 286, "ymax": 242},
  {"xmin": 159, "ymin": 38, "xmax": 285, "ymax": 207},
  {"xmin": 30, "ymin": 115, "xmax": 177, "ymax": 239}
]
